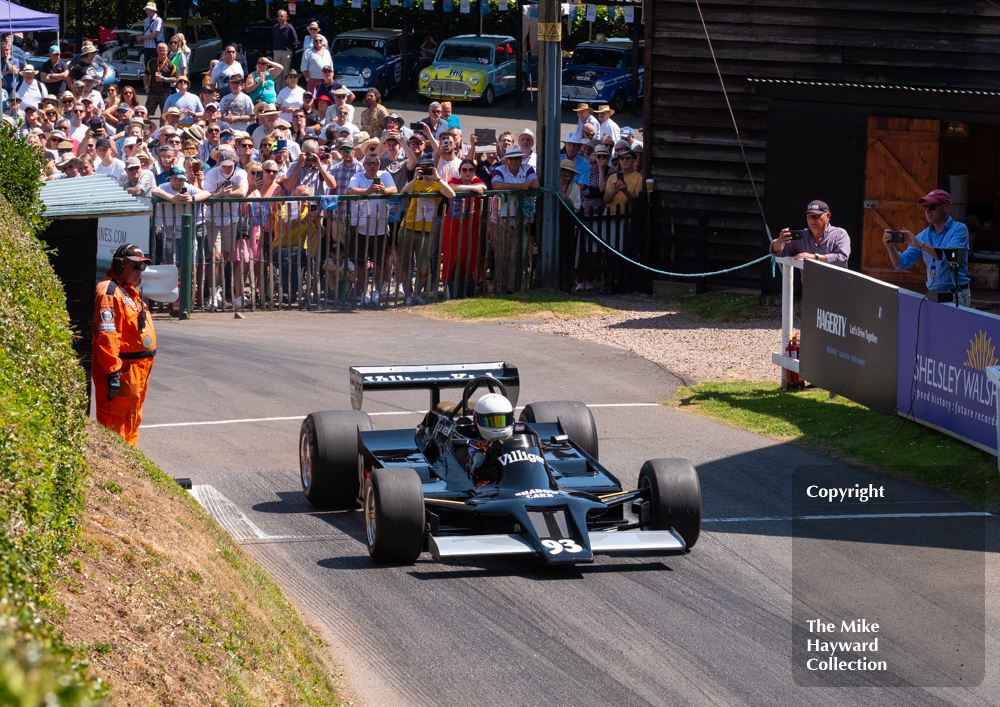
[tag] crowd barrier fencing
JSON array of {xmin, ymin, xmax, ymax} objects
[{"xmin": 150, "ymin": 189, "xmax": 646, "ymax": 313}]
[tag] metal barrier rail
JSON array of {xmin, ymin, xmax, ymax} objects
[{"xmin": 151, "ymin": 190, "xmax": 547, "ymax": 313}]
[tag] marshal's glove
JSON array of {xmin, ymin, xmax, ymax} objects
[{"xmin": 107, "ymin": 372, "xmax": 120, "ymax": 401}]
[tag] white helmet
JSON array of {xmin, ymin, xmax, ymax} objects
[{"xmin": 473, "ymin": 393, "xmax": 514, "ymax": 441}]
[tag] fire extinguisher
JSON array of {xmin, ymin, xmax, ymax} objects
[{"xmin": 785, "ymin": 330, "xmax": 803, "ymax": 387}]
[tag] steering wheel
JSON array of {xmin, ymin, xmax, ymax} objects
[{"xmin": 449, "ymin": 376, "xmax": 509, "ymax": 420}]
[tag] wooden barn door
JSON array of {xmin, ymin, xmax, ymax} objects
[{"xmin": 862, "ymin": 117, "xmax": 941, "ymax": 290}]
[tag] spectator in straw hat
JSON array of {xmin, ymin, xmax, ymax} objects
[
  {"xmin": 163, "ymin": 75, "xmax": 203, "ymax": 126},
  {"xmin": 594, "ymin": 104, "xmax": 620, "ymax": 144},
  {"xmin": 250, "ymin": 102, "xmax": 280, "ymax": 148},
  {"xmin": 559, "ymin": 158, "xmax": 582, "ymax": 212},
  {"xmin": 16, "ymin": 66, "xmax": 48, "ymax": 110},
  {"xmin": 137, "ymin": 1, "xmax": 164, "ymax": 66},
  {"xmin": 572, "ymin": 102, "xmax": 600, "ymax": 137}
]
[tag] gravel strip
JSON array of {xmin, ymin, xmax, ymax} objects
[{"xmin": 520, "ymin": 294, "xmax": 799, "ymax": 384}]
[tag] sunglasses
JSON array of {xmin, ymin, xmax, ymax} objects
[
  {"xmin": 364, "ymin": 162, "xmax": 379, "ymax": 167},
  {"xmin": 241, "ymin": 143, "xmax": 254, "ymax": 148},
  {"xmin": 183, "ymin": 147, "xmax": 197, "ymax": 154},
  {"xmin": 220, "ymin": 135, "xmax": 233, "ymax": 141},
  {"xmin": 264, "ymin": 168, "xmax": 278, "ymax": 174},
  {"xmin": 923, "ymin": 204, "xmax": 940, "ymax": 211},
  {"xmin": 168, "ymin": 139, "xmax": 182, "ymax": 144},
  {"xmin": 620, "ymin": 156, "xmax": 635, "ymax": 161},
  {"xmin": 265, "ymin": 143, "xmax": 277, "ymax": 150},
  {"xmin": 339, "ymin": 147, "xmax": 353, "ymax": 154},
  {"xmin": 126, "ymin": 166, "xmax": 141, "ymax": 171},
  {"xmin": 207, "ymin": 128, "xmax": 220, "ymax": 133},
  {"xmin": 337, "ymin": 111, "xmax": 348, "ymax": 115},
  {"xmin": 460, "ymin": 167, "xmax": 475, "ymax": 173},
  {"xmin": 128, "ymin": 261, "xmax": 147, "ymax": 271}
]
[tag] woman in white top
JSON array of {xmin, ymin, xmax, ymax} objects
[{"xmin": 275, "ymin": 70, "xmax": 307, "ymax": 123}]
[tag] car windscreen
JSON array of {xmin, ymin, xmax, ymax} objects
[
  {"xmin": 436, "ymin": 43, "xmax": 492, "ymax": 65},
  {"xmin": 569, "ymin": 47, "xmax": 626, "ymax": 69},
  {"xmin": 332, "ymin": 38, "xmax": 385, "ymax": 59}
]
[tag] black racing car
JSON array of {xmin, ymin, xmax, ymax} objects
[{"xmin": 298, "ymin": 362, "xmax": 702, "ymax": 565}]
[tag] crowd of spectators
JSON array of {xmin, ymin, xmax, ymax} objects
[{"xmin": 2, "ymin": 32, "xmax": 646, "ymax": 304}]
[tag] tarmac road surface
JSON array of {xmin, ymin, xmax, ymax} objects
[{"xmin": 134, "ymin": 310, "xmax": 999, "ymax": 706}]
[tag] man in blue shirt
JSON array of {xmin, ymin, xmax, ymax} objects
[
  {"xmin": 272, "ymin": 10, "xmax": 299, "ymax": 85},
  {"xmin": 884, "ymin": 189, "xmax": 970, "ymax": 306}
]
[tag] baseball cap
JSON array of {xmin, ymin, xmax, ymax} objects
[
  {"xmin": 49, "ymin": 45, "xmax": 60, "ymax": 53},
  {"xmin": 805, "ymin": 200, "xmax": 830, "ymax": 215},
  {"xmin": 73, "ymin": 79, "xmax": 85, "ymax": 88},
  {"xmin": 388, "ymin": 111, "xmax": 404, "ymax": 122},
  {"xmin": 168, "ymin": 166, "xmax": 187, "ymax": 180},
  {"xmin": 203, "ymin": 101, "xmax": 219, "ymax": 110},
  {"xmin": 918, "ymin": 189, "xmax": 952, "ymax": 206},
  {"xmin": 81, "ymin": 45, "xmax": 98, "ymax": 55},
  {"xmin": 123, "ymin": 136, "xmax": 139, "ymax": 146},
  {"xmin": 218, "ymin": 151, "xmax": 236, "ymax": 166},
  {"xmin": 620, "ymin": 126, "xmax": 634, "ymax": 137},
  {"xmin": 563, "ymin": 131, "xmax": 583, "ymax": 145},
  {"xmin": 337, "ymin": 137, "xmax": 353, "ymax": 148},
  {"xmin": 117, "ymin": 243, "xmax": 152, "ymax": 263},
  {"xmin": 95, "ymin": 137, "xmax": 112, "ymax": 149},
  {"xmin": 125, "ymin": 156, "xmax": 142, "ymax": 168}
]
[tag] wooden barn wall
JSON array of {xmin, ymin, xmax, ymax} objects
[{"xmin": 645, "ymin": 1, "xmax": 1000, "ymax": 287}]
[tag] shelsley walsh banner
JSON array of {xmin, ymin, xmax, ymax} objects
[
  {"xmin": 896, "ymin": 290, "xmax": 1000, "ymax": 453},
  {"xmin": 799, "ymin": 261, "xmax": 899, "ymax": 414}
]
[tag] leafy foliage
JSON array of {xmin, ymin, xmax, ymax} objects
[
  {"xmin": 0, "ymin": 196, "xmax": 108, "ymax": 703},
  {"xmin": 0, "ymin": 124, "xmax": 46, "ymax": 235}
]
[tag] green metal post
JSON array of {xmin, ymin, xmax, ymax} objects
[{"xmin": 180, "ymin": 214, "xmax": 193, "ymax": 320}]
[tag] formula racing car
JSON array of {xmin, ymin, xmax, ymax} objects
[{"xmin": 298, "ymin": 362, "xmax": 702, "ymax": 565}]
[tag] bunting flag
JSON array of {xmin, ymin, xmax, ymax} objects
[
  {"xmin": 623, "ymin": 6, "xmax": 633, "ymax": 22},
  {"xmin": 334, "ymin": 0, "xmax": 343, "ymax": 6},
  {"xmin": 390, "ymin": 0, "xmax": 398, "ymax": 5},
  {"xmin": 460, "ymin": 0, "xmax": 470, "ymax": 12},
  {"xmin": 480, "ymin": 0, "xmax": 489, "ymax": 13},
  {"xmin": 424, "ymin": 0, "xmax": 433, "ymax": 8},
  {"xmin": 498, "ymin": 0, "xmax": 506, "ymax": 9},
  {"xmin": 528, "ymin": 2, "xmax": 537, "ymax": 17},
  {"xmin": 352, "ymin": 0, "xmax": 361, "ymax": 7},
  {"xmin": 403, "ymin": 0, "xmax": 413, "ymax": 7},
  {"xmin": 315, "ymin": 0, "xmax": 324, "ymax": 5},
  {"xmin": 371, "ymin": 0, "xmax": 380, "ymax": 7},
  {"xmin": 443, "ymin": 0, "xmax": 453, "ymax": 11},
  {"xmin": 585, "ymin": 4, "xmax": 595, "ymax": 21}
]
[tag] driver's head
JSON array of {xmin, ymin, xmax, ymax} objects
[{"xmin": 473, "ymin": 394, "xmax": 514, "ymax": 441}]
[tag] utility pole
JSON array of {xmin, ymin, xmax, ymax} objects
[{"xmin": 536, "ymin": 0, "xmax": 561, "ymax": 287}]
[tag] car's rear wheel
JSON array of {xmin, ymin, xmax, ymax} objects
[
  {"xmin": 376, "ymin": 78, "xmax": 389, "ymax": 100},
  {"xmin": 364, "ymin": 467, "xmax": 425, "ymax": 564},
  {"xmin": 480, "ymin": 83, "xmax": 495, "ymax": 107},
  {"xmin": 519, "ymin": 401, "xmax": 599, "ymax": 460},
  {"xmin": 639, "ymin": 458, "xmax": 702, "ymax": 549},
  {"xmin": 299, "ymin": 410, "xmax": 374, "ymax": 507}
]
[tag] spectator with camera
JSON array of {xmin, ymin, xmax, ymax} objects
[
  {"xmin": 398, "ymin": 157, "xmax": 457, "ymax": 305},
  {"xmin": 882, "ymin": 189, "xmax": 970, "ymax": 305},
  {"xmin": 771, "ymin": 199, "xmax": 851, "ymax": 267}
]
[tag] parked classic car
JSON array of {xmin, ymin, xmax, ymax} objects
[
  {"xmin": 561, "ymin": 37, "xmax": 644, "ymax": 114},
  {"xmin": 418, "ymin": 34, "xmax": 524, "ymax": 106},
  {"xmin": 332, "ymin": 29, "xmax": 417, "ymax": 98},
  {"xmin": 107, "ymin": 17, "xmax": 225, "ymax": 81}
]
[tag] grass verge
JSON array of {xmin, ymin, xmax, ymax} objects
[
  {"xmin": 48, "ymin": 423, "xmax": 350, "ymax": 706},
  {"xmin": 421, "ymin": 292, "xmax": 615, "ymax": 321},
  {"xmin": 675, "ymin": 382, "xmax": 999, "ymax": 511},
  {"xmin": 674, "ymin": 291, "xmax": 768, "ymax": 322}
]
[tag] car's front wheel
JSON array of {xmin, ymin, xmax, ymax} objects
[
  {"xmin": 364, "ymin": 467, "xmax": 425, "ymax": 564},
  {"xmin": 299, "ymin": 410, "xmax": 374, "ymax": 507},
  {"xmin": 480, "ymin": 83, "xmax": 496, "ymax": 107},
  {"xmin": 609, "ymin": 89, "xmax": 626, "ymax": 114},
  {"xmin": 639, "ymin": 458, "xmax": 702, "ymax": 549}
]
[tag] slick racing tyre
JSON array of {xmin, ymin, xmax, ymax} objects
[
  {"xmin": 364, "ymin": 467, "xmax": 425, "ymax": 564},
  {"xmin": 300, "ymin": 410, "xmax": 374, "ymax": 507},
  {"xmin": 519, "ymin": 401, "xmax": 599, "ymax": 460},
  {"xmin": 639, "ymin": 458, "xmax": 702, "ymax": 549}
]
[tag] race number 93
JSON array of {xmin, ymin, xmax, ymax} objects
[{"xmin": 541, "ymin": 539, "xmax": 582, "ymax": 554}]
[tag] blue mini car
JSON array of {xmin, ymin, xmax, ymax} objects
[
  {"xmin": 561, "ymin": 38, "xmax": 644, "ymax": 114},
  {"xmin": 332, "ymin": 29, "xmax": 418, "ymax": 98}
]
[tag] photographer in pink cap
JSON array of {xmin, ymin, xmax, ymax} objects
[{"xmin": 882, "ymin": 189, "xmax": 970, "ymax": 306}]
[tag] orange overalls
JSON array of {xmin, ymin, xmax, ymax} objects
[{"xmin": 93, "ymin": 275, "xmax": 156, "ymax": 446}]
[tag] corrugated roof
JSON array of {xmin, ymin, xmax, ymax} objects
[
  {"xmin": 40, "ymin": 175, "xmax": 152, "ymax": 219},
  {"xmin": 747, "ymin": 78, "xmax": 1000, "ymax": 97}
]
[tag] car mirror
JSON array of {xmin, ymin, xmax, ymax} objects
[{"xmin": 550, "ymin": 434, "xmax": 569, "ymax": 443}]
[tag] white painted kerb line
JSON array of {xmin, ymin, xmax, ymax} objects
[
  {"xmin": 704, "ymin": 512, "xmax": 991, "ymax": 523},
  {"xmin": 141, "ymin": 403, "xmax": 662, "ymax": 429}
]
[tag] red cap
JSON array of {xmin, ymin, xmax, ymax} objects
[
  {"xmin": 116, "ymin": 243, "xmax": 152, "ymax": 264},
  {"xmin": 918, "ymin": 189, "xmax": 951, "ymax": 206}
]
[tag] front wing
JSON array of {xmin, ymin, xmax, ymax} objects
[{"xmin": 429, "ymin": 530, "xmax": 686, "ymax": 561}]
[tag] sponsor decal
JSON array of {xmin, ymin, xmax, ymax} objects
[
  {"xmin": 100, "ymin": 309, "xmax": 114, "ymax": 322},
  {"xmin": 515, "ymin": 488, "xmax": 557, "ymax": 498},
  {"xmin": 142, "ymin": 335, "xmax": 152, "ymax": 349},
  {"xmin": 816, "ymin": 308, "xmax": 846, "ymax": 337},
  {"xmin": 99, "ymin": 323, "xmax": 116, "ymax": 333},
  {"xmin": 500, "ymin": 450, "xmax": 544, "ymax": 467}
]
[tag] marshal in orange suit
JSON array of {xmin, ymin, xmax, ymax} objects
[{"xmin": 93, "ymin": 243, "xmax": 156, "ymax": 445}]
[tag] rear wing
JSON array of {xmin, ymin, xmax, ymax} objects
[{"xmin": 350, "ymin": 362, "xmax": 520, "ymax": 411}]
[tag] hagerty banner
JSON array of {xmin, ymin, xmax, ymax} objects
[
  {"xmin": 799, "ymin": 261, "xmax": 899, "ymax": 414},
  {"xmin": 896, "ymin": 290, "xmax": 1000, "ymax": 453}
]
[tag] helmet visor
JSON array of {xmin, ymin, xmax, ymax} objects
[{"xmin": 479, "ymin": 412, "xmax": 513, "ymax": 429}]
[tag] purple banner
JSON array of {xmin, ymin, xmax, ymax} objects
[{"xmin": 897, "ymin": 291, "xmax": 1000, "ymax": 452}]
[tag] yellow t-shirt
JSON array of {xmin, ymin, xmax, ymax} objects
[
  {"xmin": 404, "ymin": 180, "xmax": 444, "ymax": 232},
  {"xmin": 604, "ymin": 171, "xmax": 644, "ymax": 214}
]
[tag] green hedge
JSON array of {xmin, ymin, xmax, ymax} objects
[{"xmin": 0, "ymin": 185, "xmax": 107, "ymax": 701}]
